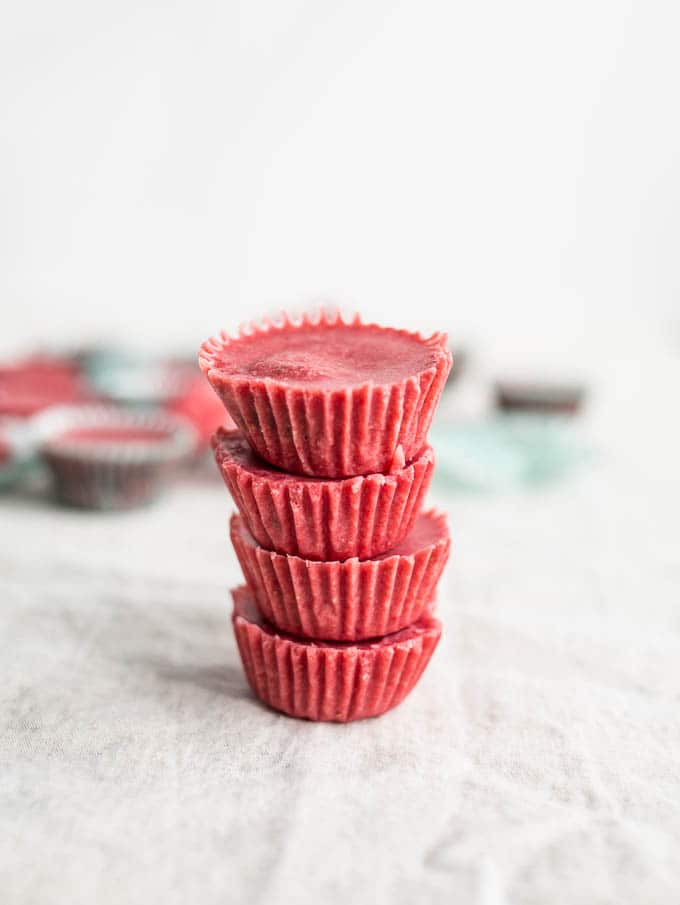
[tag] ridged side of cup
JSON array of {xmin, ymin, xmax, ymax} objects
[
  {"xmin": 230, "ymin": 510, "xmax": 450, "ymax": 640},
  {"xmin": 214, "ymin": 430, "xmax": 434, "ymax": 560},
  {"xmin": 231, "ymin": 586, "xmax": 442, "ymax": 722}
]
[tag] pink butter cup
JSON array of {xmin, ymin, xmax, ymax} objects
[
  {"xmin": 212, "ymin": 427, "xmax": 434, "ymax": 561},
  {"xmin": 37, "ymin": 405, "xmax": 195, "ymax": 509},
  {"xmin": 0, "ymin": 357, "xmax": 93, "ymax": 418},
  {"xmin": 231, "ymin": 509, "xmax": 450, "ymax": 641},
  {"xmin": 231, "ymin": 585, "xmax": 442, "ymax": 722},
  {"xmin": 199, "ymin": 310, "xmax": 452, "ymax": 478}
]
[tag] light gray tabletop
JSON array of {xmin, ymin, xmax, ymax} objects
[{"xmin": 2, "ymin": 347, "xmax": 680, "ymax": 905}]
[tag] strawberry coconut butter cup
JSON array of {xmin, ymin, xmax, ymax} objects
[
  {"xmin": 37, "ymin": 405, "xmax": 195, "ymax": 509},
  {"xmin": 199, "ymin": 311, "xmax": 452, "ymax": 478},
  {"xmin": 213, "ymin": 427, "xmax": 434, "ymax": 561},
  {"xmin": 0, "ymin": 357, "xmax": 93, "ymax": 418},
  {"xmin": 231, "ymin": 509, "xmax": 450, "ymax": 641},
  {"xmin": 231, "ymin": 585, "xmax": 442, "ymax": 722}
]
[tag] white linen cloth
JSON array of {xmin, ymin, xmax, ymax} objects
[{"xmin": 2, "ymin": 348, "xmax": 680, "ymax": 905}]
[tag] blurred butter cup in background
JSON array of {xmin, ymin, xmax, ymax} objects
[
  {"xmin": 432, "ymin": 367, "xmax": 591, "ymax": 493},
  {"xmin": 83, "ymin": 349, "xmax": 234, "ymax": 453},
  {"xmin": 494, "ymin": 379, "xmax": 586, "ymax": 415},
  {"xmin": 0, "ymin": 356, "xmax": 94, "ymax": 419},
  {"xmin": 36, "ymin": 405, "xmax": 195, "ymax": 510}
]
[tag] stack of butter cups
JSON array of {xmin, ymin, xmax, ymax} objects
[{"xmin": 199, "ymin": 311, "xmax": 452, "ymax": 722}]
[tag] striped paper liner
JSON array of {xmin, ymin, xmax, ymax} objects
[
  {"xmin": 213, "ymin": 428, "xmax": 434, "ymax": 560},
  {"xmin": 231, "ymin": 509, "xmax": 450, "ymax": 640},
  {"xmin": 231, "ymin": 586, "xmax": 442, "ymax": 722}
]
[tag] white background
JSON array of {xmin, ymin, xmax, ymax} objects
[{"xmin": 2, "ymin": 0, "xmax": 679, "ymax": 360}]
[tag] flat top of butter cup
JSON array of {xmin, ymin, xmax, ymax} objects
[
  {"xmin": 37, "ymin": 405, "xmax": 197, "ymax": 461},
  {"xmin": 200, "ymin": 311, "xmax": 449, "ymax": 391}
]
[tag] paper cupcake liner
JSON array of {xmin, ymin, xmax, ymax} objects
[
  {"xmin": 230, "ymin": 509, "xmax": 450, "ymax": 640},
  {"xmin": 200, "ymin": 310, "xmax": 451, "ymax": 477},
  {"xmin": 38, "ymin": 405, "xmax": 195, "ymax": 510},
  {"xmin": 213, "ymin": 428, "xmax": 434, "ymax": 560},
  {"xmin": 231, "ymin": 586, "xmax": 442, "ymax": 722}
]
